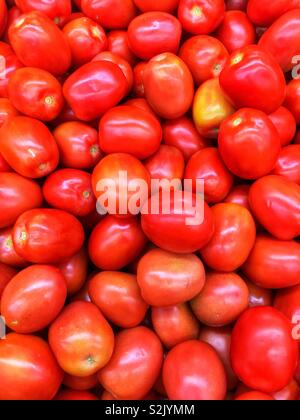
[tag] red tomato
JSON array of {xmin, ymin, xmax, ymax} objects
[
  {"xmin": 0, "ymin": 98, "xmax": 19, "ymax": 127},
  {"xmin": 226, "ymin": 0, "xmax": 248, "ymax": 10},
  {"xmin": 0, "ymin": 42, "xmax": 23, "ymax": 98},
  {"xmin": 225, "ymin": 184, "xmax": 251, "ymax": 211},
  {"xmin": 133, "ymin": 0, "xmax": 179, "ymax": 12},
  {"xmin": 107, "ymin": 30, "xmax": 137, "ymax": 66},
  {"xmin": 88, "ymin": 215, "xmax": 147, "ymax": 270},
  {"xmin": 0, "ymin": 116, "xmax": 59, "ymax": 178},
  {"xmin": 15, "ymin": 0, "xmax": 72, "ymax": 25},
  {"xmin": 1, "ymin": 265, "xmax": 67, "ymax": 334},
  {"xmin": 0, "ymin": 333, "xmax": 63, "ymax": 400},
  {"xmin": 128, "ymin": 12, "xmax": 182, "ymax": 60},
  {"xmin": 0, "ymin": 0, "xmax": 7, "ymax": 37},
  {"xmin": 124, "ymin": 97, "xmax": 158, "ymax": 118},
  {"xmin": 144, "ymin": 145, "xmax": 185, "ymax": 183},
  {"xmin": 13, "ymin": 209, "xmax": 85, "ymax": 264},
  {"xmin": 89, "ymin": 271, "xmax": 149, "ymax": 328},
  {"xmin": 99, "ymin": 326, "xmax": 163, "ymax": 400},
  {"xmin": 9, "ymin": 11, "xmax": 71, "ymax": 76},
  {"xmin": 63, "ymin": 61, "xmax": 127, "ymax": 121},
  {"xmin": 218, "ymin": 108, "xmax": 281, "ymax": 179},
  {"xmin": 163, "ymin": 340, "xmax": 227, "ymax": 400},
  {"xmin": 178, "ymin": 0, "xmax": 225, "ymax": 35},
  {"xmin": 49, "ymin": 301, "xmax": 114, "ymax": 377},
  {"xmin": 247, "ymin": 0, "xmax": 300, "ymax": 27},
  {"xmin": 55, "ymin": 390, "xmax": 98, "ymax": 400},
  {"xmin": 0, "ymin": 263, "xmax": 17, "ymax": 304},
  {"xmin": 63, "ymin": 373, "xmax": 98, "ymax": 391},
  {"xmin": 133, "ymin": 61, "xmax": 147, "ymax": 97},
  {"xmin": 81, "ymin": 0, "xmax": 137, "ymax": 29},
  {"xmin": 246, "ymin": 279, "xmax": 273, "ymax": 308},
  {"xmin": 0, "ymin": 155, "xmax": 11, "ymax": 173},
  {"xmin": 272, "ymin": 379, "xmax": 300, "ymax": 401},
  {"xmin": 137, "ymin": 248, "xmax": 206, "ymax": 306},
  {"xmin": 236, "ymin": 392, "xmax": 274, "ymax": 401},
  {"xmin": 57, "ymin": 248, "xmax": 88, "ymax": 296},
  {"xmin": 0, "ymin": 227, "xmax": 28, "ymax": 268},
  {"xmin": 272, "ymin": 145, "xmax": 300, "ymax": 184},
  {"xmin": 231, "ymin": 307, "xmax": 298, "ymax": 393},
  {"xmin": 220, "ymin": 46, "xmax": 286, "ymax": 114},
  {"xmin": 284, "ymin": 79, "xmax": 300, "ymax": 124},
  {"xmin": 269, "ymin": 106, "xmax": 297, "ymax": 146},
  {"xmin": 179, "ymin": 35, "xmax": 229, "ymax": 85},
  {"xmin": 274, "ymin": 284, "xmax": 300, "ymax": 339}
]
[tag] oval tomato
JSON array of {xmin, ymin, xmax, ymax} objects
[
  {"xmin": 272, "ymin": 145, "xmax": 300, "ymax": 184},
  {"xmin": 57, "ymin": 247, "xmax": 88, "ymax": 295},
  {"xmin": 0, "ymin": 42, "xmax": 23, "ymax": 99},
  {"xmin": 0, "ymin": 263, "xmax": 17, "ymax": 305},
  {"xmin": 0, "ymin": 98, "xmax": 19, "ymax": 127},
  {"xmin": 145, "ymin": 145, "xmax": 185, "ymax": 183},
  {"xmin": 247, "ymin": 0, "xmax": 300, "ymax": 27},
  {"xmin": 107, "ymin": 30, "xmax": 137, "ymax": 66},
  {"xmin": 269, "ymin": 106, "xmax": 297, "ymax": 146},
  {"xmin": 81, "ymin": 0, "xmax": 137, "ymax": 29},
  {"xmin": 0, "ymin": 227, "xmax": 28, "ymax": 268},
  {"xmin": 15, "ymin": 0, "xmax": 72, "ymax": 24},
  {"xmin": 284, "ymin": 79, "xmax": 300, "ymax": 124}
]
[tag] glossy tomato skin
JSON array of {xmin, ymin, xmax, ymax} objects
[
  {"xmin": 63, "ymin": 61, "xmax": 128, "ymax": 121},
  {"xmin": 247, "ymin": 0, "xmax": 300, "ymax": 27},
  {"xmin": 0, "ymin": 263, "xmax": 17, "ymax": 305},
  {"xmin": 0, "ymin": 227, "xmax": 28, "ymax": 268},
  {"xmin": 89, "ymin": 271, "xmax": 149, "ymax": 328},
  {"xmin": 15, "ymin": 0, "xmax": 72, "ymax": 24},
  {"xmin": 284, "ymin": 79, "xmax": 300, "ymax": 124},
  {"xmin": 9, "ymin": 11, "xmax": 71, "ymax": 76},
  {"xmin": 0, "ymin": 0, "xmax": 6, "ymax": 37},
  {"xmin": 57, "ymin": 247, "xmax": 88, "ymax": 296},
  {"xmin": 1, "ymin": 265, "xmax": 67, "ymax": 334},
  {"xmin": 55, "ymin": 390, "xmax": 98, "ymax": 400},
  {"xmin": 163, "ymin": 340, "xmax": 227, "ymax": 400},
  {"xmin": 99, "ymin": 326, "xmax": 163, "ymax": 400},
  {"xmin": 0, "ymin": 333, "xmax": 63, "ymax": 400},
  {"xmin": 63, "ymin": 372, "xmax": 98, "ymax": 391},
  {"xmin": 0, "ymin": 42, "xmax": 23, "ymax": 98},
  {"xmin": 81, "ymin": 0, "xmax": 137, "ymax": 29},
  {"xmin": 133, "ymin": 0, "xmax": 179, "ymax": 12},
  {"xmin": 49, "ymin": 301, "xmax": 114, "ymax": 377},
  {"xmin": 128, "ymin": 12, "xmax": 182, "ymax": 60},
  {"xmin": 99, "ymin": 106, "xmax": 162, "ymax": 160},
  {"xmin": 144, "ymin": 145, "xmax": 185, "ymax": 183},
  {"xmin": 107, "ymin": 30, "xmax": 137, "ymax": 66},
  {"xmin": 0, "ymin": 116, "xmax": 59, "ymax": 178},
  {"xmin": 137, "ymin": 248, "xmax": 206, "ymax": 306},
  {"xmin": 272, "ymin": 379, "xmax": 300, "ymax": 401},
  {"xmin": 272, "ymin": 145, "xmax": 300, "ymax": 184},
  {"xmin": 13, "ymin": 209, "xmax": 85, "ymax": 264},
  {"xmin": 246, "ymin": 279, "xmax": 273, "ymax": 308},
  {"xmin": 218, "ymin": 108, "xmax": 281, "ymax": 179},
  {"xmin": 133, "ymin": 61, "xmax": 147, "ymax": 97},
  {"xmin": 220, "ymin": 46, "xmax": 286, "ymax": 114},
  {"xmin": 143, "ymin": 53, "xmax": 194, "ymax": 119},
  {"xmin": 0, "ymin": 98, "xmax": 19, "ymax": 128},
  {"xmin": 225, "ymin": 184, "xmax": 251, "ymax": 211},
  {"xmin": 231, "ymin": 307, "xmax": 299, "ymax": 393},
  {"xmin": 269, "ymin": 106, "xmax": 297, "ymax": 146}
]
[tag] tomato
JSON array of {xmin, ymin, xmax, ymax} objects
[
  {"xmin": 226, "ymin": 0, "xmax": 248, "ymax": 10},
  {"xmin": 274, "ymin": 284, "xmax": 300, "ymax": 337},
  {"xmin": 107, "ymin": 30, "xmax": 137, "ymax": 66},
  {"xmin": 99, "ymin": 326, "xmax": 163, "ymax": 400},
  {"xmin": 89, "ymin": 271, "xmax": 148, "ymax": 328},
  {"xmin": 0, "ymin": 98, "xmax": 19, "ymax": 127},
  {"xmin": 246, "ymin": 279, "xmax": 273, "ymax": 308},
  {"xmin": 0, "ymin": 155, "xmax": 11, "ymax": 173},
  {"xmin": 0, "ymin": 333, "xmax": 63, "ymax": 400},
  {"xmin": 225, "ymin": 184, "xmax": 251, "ymax": 211},
  {"xmin": 220, "ymin": 46, "xmax": 286, "ymax": 114},
  {"xmin": 99, "ymin": 106, "xmax": 162, "ymax": 160},
  {"xmin": 231, "ymin": 307, "xmax": 299, "ymax": 393},
  {"xmin": 144, "ymin": 145, "xmax": 185, "ymax": 183},
  {"xmin": 89, "ymin": 215, "xmax": 147, "ymax": 270},
  {"xmin": 0, "ymin": 263, "xmax": 17, "ymax": 305},
  {"xmin": 15, "ymin": 0, "xmax": 72, "ymax": 25},
  {"xmin": 0, "ymin": 116, "xmax": 59, "ymax": 178},
  {"xmin": 259, "ymin": 10, "xmax": 300, "ymax": 72},
  {"xmin": 0, "ymin": 0, "xmax": 7, "ymax": 37},
  {"xmin": 56, "ymin": 248, "xmax": 87, "ymax": 296},
  {"xmin": 236, "ymin": 392, "xmax": 274, "ymax": 401},
  {"xmin": 9, "ymin": 12, "xmax": 71, "ymax": 76},
  {"xmin": 137, "ymin": 248, "xmax": 206, "ymax": 306},
  {"xmin": 63, "ymin": 373, "xmax": 98, "ymax": 391},
  {"xmin": 49, "ymin": 301, "xmax": 114, "ymax": 377},
  {"xmin": 143, "ymin": 53, "xmax": 194, "ymax": 119},
  {"xmin": 185, "ymin": 148, "xmax": 234, "ymax": 204},
  {"xmin": 1, "ymin": 265, "xmax": 67, "ymax": 334},
  {"xmin": 133, "ymin": 0, "xmax": 179, "ymax": 12},
  {"xmin": 216, "ymin": 11, "xmax": 255, "ymax": 53},
  {"xmin": 63, "ymin": 61, "xmax": 128, "ymax": 121},
  {"xmin": 53, "ymin": 122, "xmax": 102, "ymax": 170},
  {"xmin": 0, "ymin": 172, "xmax": 43, "ymax": 229},
  {"xmin": 0, "ymin": 42, "xmax": 23, "ymax": 98},
  {"xmin": 128, "ymin": 12, "xmax": 182, "ymax": 60},
  {"xmin": 191, "ymin": 272, "xmax": 249, "ymax": 326},
  {"xmin": 133, "ymin": 61, "xmax": 147, "ymax": 97},
  {"xmin": 218, "ymin": 108, "xmax": 281, "ymax": 179},
  {"xmin": 124, "ymin": 97, "xmax": 158, "ymax": 118},
  {"xmin": 13, "ymin": 209, "xmax": 85, "ymax": 264},
  {"xmin": 163, "ymin": 340, "xmax": 227, "ymax": 400},
  {"xmin": 55, "ymin": 390, "xmax": 98, "ymax": 400},
  {"xmin": 193, "ymin": 78, "xmax": 235, "ymax": 139},
  {"xmin": 178, "ymin": 0, "xmax": 225, "ymax": 35},
  {"xmin": 81, "ymin": 0, "xmax": 137, "ymax": 30},
  {"xmin": 0, "ymin": 227, "xmax": 28, "ymax": 267},
  {"xmin": 179, "ymin": 35, "xmax": 229, "ymax": 85},
  {"xmin": 269, "ymin": 107, "xmax": 297, "ymax": 146},
  {"xmin": 272, "ymin": 379, "xmax": 300, "ymax": 401},
  {"xmin": 248, "ymin": 0, "xmax": 300, "ymax": 27},
  {"xmin": 63, "ymin": 17, "xmax": 107, "ymax": 67},
  {"xmin": 284, "ymin": 79, "xmax": 300, "ymax": 124},
  {"xmin": 272, "ymin": 145, "xmax": 300, "ymax": 184}
]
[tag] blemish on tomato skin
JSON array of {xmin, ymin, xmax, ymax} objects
[
  {"xmin": 44, "ymin": 96, "xmax": 54, "ymax": 106},
  {"xmin": 20, "ymin": 231, "xmax": 28, "ymax": 242},
  {"xmin": 231, "ymin": 53, "xmax": 244, "ymax": 66},
  {"xmin": 233, "ymin": 118, "xmax": 243, "ymax": 127},
  {"xmin": 191, "ymin": 6, "xmax": 203, "ymax": 17},
  {"xmin": 90, "ymin": 145, "xmax": 100, "ymax": 157}
]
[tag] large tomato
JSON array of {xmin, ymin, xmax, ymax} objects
[
  {"xmin": 272, "ymin": 145, "xmax": 300, "ymax": 184},
  {"xmin": 247, "ymin": 0, "xmax": 300, "ymax": 26},
  {"xmin": 81, "ymin": 0, "xmax": 137, "ymax": 29},
  {"xmin": 15, "ymin": 0, "xmax": 72, "ymax": 24}
]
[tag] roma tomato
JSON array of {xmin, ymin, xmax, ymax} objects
[
  {"xmin": 144, "ymin": 145, "xmax": 185, "ymax": 183},
  {"xmin": 275, "ymin": 284, "xmax": 300, "ymax": 343},
  {"xmin": 231, "ymin": 307, "xmax": 298, "ymax": 393},
  {"xmin": 163, "ymin": 340, "xmax": 227, "ymax": 400},
  {"xmin": 246, "ymin": 278, "xmax": 273, "ymax": 308},
  {"xmin": 1, "ymin": 265, "xmax": 67, "ymax": 334},
  {"xmin": 15, "ymin": 0, "xmax": 72, "ymax": 25},
  {"xmin": 226, "ymin": 0, "xmax": 248, "ymax": 9},
  {"xmin": 81, "ymin": 0, "xmax": 137, "ymax": 29},
  {"xmin": 269, "ymin": 106, "xmax": 297, "ymax": 146},
  {"xmin": 225, "ymin": 184, "xmax": 251, "ymax": 211},
  {"xmin": 272, "ymin": 145, "xmax": 300, "ymax": 184},
  {"xmin": 133, "ymin": 61, "xmax": 147, "ymax": 97},
  {"xmin": 0, "ymin": 98, "xmax": 19, "ymax": 127},
  {"xmin": 13, "ymin": 209, "xmax": 85, "ymax": 264},
  {"xmin": 0, "ymin": 42, "xmax": 23, "ymax": 98},
  {"xmin": 218, "ymin": 108, "xmax": 281, "ymax": 179},
  {"xmin": 137, "ymin": 248, "xmax": 206, "ymax": 306},
  {"xmin": 88, "ymin": 271, "xmax": 149, "ymax": 328},
  {"xmin": 0, "ymin": 227, "xmax": 28, "ymax": 268},
  {"xmin": 128, "ymin": 12, "xmax": 182, "ymax": 60},
  {"xmin": 247, "ymin": 0, "xmax": 300, "ymax": 27},
  {"xmin": 63, "ymin": 373, "xmax": 98, "ymax": 391},
  {"xmin": 284, "ymin": 79, "xmax": 300, "ymax": 124},
  {"xmin": 0, "ymin": 116, "xmax": 59, "ymax": 178},
  {"xmin": 0, "ymin": 263, "xmax": 17, "ymax": 304},
  {"xmin": 107, "ymin": 30, "xmax": 137, "ymax": 66},
  {"xmin": 57, "ymin": 248, "xmax": 88, "ymax": 295},
  {"xmin": 49, "ymin": 301, "xmax": 114, "ymax": 377},
  {"xmin": 55, "ymin": 390, "xmax": 98, "ymax": 400},
  {"xmin": 143, "ymin": 53, "xmax": 194, "ymax": 119},
  {"xmin": 99, "ymin": 326, "xmax": 163, "ymax": 400},
  {"xmin": 133, "ymin": 0, "xmax": 179, "ymax": 12}
]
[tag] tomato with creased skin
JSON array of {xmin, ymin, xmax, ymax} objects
[
  {"xmin": 15, "ymin": 0, "xmax": 72, "ymax": 25},
  {"xmin": 246, "ymin": 279, "xmax": 273, "ymax": 308},
  {"xmin": 274, "ymin": 284, "xmax": 300, "ymax": 340},
  {"xmin": 225, "ymin": 184, "xmax": 251, "ymax": 211},
  {"xmin": 231, "ymin": 307, "xmax": 299, "ymax": 393},
  {"xmin": 1, "ymin": 265, "xmax": 67, "ymax": 334},
  {"xmin": 137, "ymin": 248, "xmax": 206, "ymax": 306},
  {"xmin": 0, "ymin": 333, "xmax": 63, "ymax": 400},
  {"xmin": 236, "ymin": 392, "xmax": 274, "ymax": 401},
  {"xmin": 99, "ymin": 326, "xmax": 163, "ymax": 400},
  {"xmin": 163, "ymin": 340, "xmax": 227, "ymax": 400},
  {"xmin": 272, "ymin": 379, "xmax": 300, "ymax": 401},
  {"xmin": 128, "ymin": 12, "xmax": 182, "ymax": 60},
  {"xmin": 0, "ymin": 228, "xmax": 28, "ymax": 268},
  {"xmin": 89, "ymin": 271, "xmax": 149, "ymax": 328},
  {"xmin": 144, "ymin": 145, "xmax": 185, "ymax": 183},
  {"xmin": 13, "ymin": 209, "xmax": 85, "ymax": 264},
  {"xmin": 218, "ymin": 108, "xmax": 281, "ymax": 179},
  {"xmin": 0, "ymin": 42, "xmax": 23, "ymax": 98},
  {"xmin": 269, "ymin": 107, "xmax": 296, "ymax": 146},
  {"xmin": 133, "ymin": 0, "xmax": 179, "ymax": 12},
  {"xmin": 247, "ymin": 0, "xmax": 300, "ymax": 28},
  {"xmin": 0, "ymin": 116, "xmax": 59, "ymax": 178},
  {"xmin": 49, "ymin": 301, "xmax": 114, "ymax": 377},
  {"xmin": 0, "ymin": 98, "xmax": 19, "ymax": 127},
  {"xmin": 55, "ymin": 390, "xmax": 98, "ymax": 400},
  {"xmin": 284, "ymin": 79, "xmax": 300, "ymax": 124},
  {"xmin": 107, "ymin": 30, "xmax": 137, "ymax": 66},
  {"xmin": 63, "ymin": 373, "xmax": 98, "ymax": 391},
  {"xmin": 63, "ymin": 61, "xmax": 128, "ymax": 121},
  {"xmin": 0, "ymin": 263, "xmax": 17, "ymax": 304},
  {"xmin": 272, "ymin": 145, "xmax": 300, "ymax": 184}
]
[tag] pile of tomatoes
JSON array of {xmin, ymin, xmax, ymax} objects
[{"xmin": 1, "ymin": 0, "xmax": 300, "ymax": 402}]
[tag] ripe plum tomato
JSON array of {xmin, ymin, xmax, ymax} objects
[
  {"xmin": 269, "ymin": 107, "xmax": 297, "ymax": 146},
  {"xmin": 57, "ymin": 248, "xmax": 88, "ymax": 296},
  {"xmin": 55, "ymin": 390, "xmax": 98, "ymax": 400},
  {"xmin": 137, "ymin": 248, "xmax": 206, "ymax": 306},
  {"xmin": 13, "ymin": 209, "xmax": 85, "ymax": 264},
  {"xmin": 284, "ymin": 79, "xmax": 300, "ymax": 124},
  {"xmin": 15, "ymin": 0, "xmax": 72, "ymax": 24},
  {"xmin": 1, "ymin": 265, "xmax": 67, "ymax": 334},
  {"xmin": 49, "ymin": 301, "xmax": 114, "ymax": 377},
  {"xmin": 247, "ymin": 0, "xmax": 300, "ymax": 27},
  {"xmin": 88, "ymin": 271, "xmax": 149, "ymax": 328},
  {"xmin": 98, "ymin": 326, "xmax": 163, "ymax": 400},
  {"xmin": 144, "ymin": 145, "xmax": 185, "ymax": 183},
  {"xmin": 107, "ymin": 30, "xmax": 137, "ymax": 66},
  {"xmin": 0, "ymin": 263, "xmax": 17, "ymax": 304},
  {"xmin": 272, "ymin": 145, "xmax": 300, "ymax": 184},
  {"xmin": 0, "ymin": 98, "xmax": 19, "ymax": 128},
  {"xmin": 0, "ymin": 0, "xmax": 6, "ymax": 37},
  {"xmin": 0, "ymin": 42, "xmax": 23, "ymax": 98},
  {"xmin": 275, "ymin": 284, "xmax": 300, "ymax": 344},
  {"xmin": 133, "ymin": 0, "xmax": 179, "ymax": 12},
  {"xmin": 133, "ymin": 61, "xmax": 147, "ymax": 97},
  {"xmin": 63, "ymin": 373, "xmax": 98, "ymax": 391},
  {"xmin": 0, "ymin": 116, "xmax": 59, "ymax": 178},
  {"xmin": 272, "ymin": 379, "xmax": 300, "ymax": 401},
  {"xmin": 163, "ymin": 340, "xmax": 227, "ymax": 400},
  {"xmin": 231, "ymin": 307, "xmax": 299, "ymax": 393},
  {"xmin": 218, "ymin": 108, "xmax": 281, "ymax": 179},
  {"xmin": 225, "ymin": 184, "xmax": 250, "ymax": 211},
  {"xmin": 246, "ymin": 279, "xmax": 273, "ymax": 308},
  {"xmin": 0, "ymin": 227, "xmax": 28, "ymax": 268}
]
